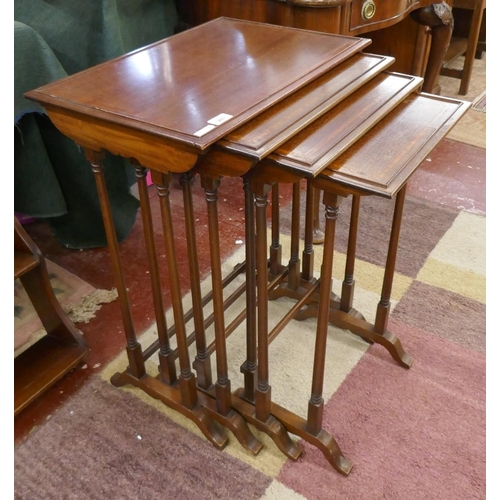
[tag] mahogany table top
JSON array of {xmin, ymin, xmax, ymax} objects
[
  {"xmin": 316, "ymin": 93, "xmax": 471, "ymax": 198},
  {"xmin": 25, "ymin": 17, "xmax": 370, "ymax": 152}
]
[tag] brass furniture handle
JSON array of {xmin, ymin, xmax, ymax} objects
[{"xmin": 361, "ymin": 0, "xmax": 376, "ymax": 20}]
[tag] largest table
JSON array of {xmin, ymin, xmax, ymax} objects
[{"xmin": 25, "ymin": 17, "xmax": 469, "ymax": 475}]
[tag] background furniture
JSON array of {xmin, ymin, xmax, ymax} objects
[
  {"xmin": 14, "ymin": 0, "xmax": 179, "ymax": 248},
  {"xmin": 175, "ymin": 0, "xmax": 454, "ymax": 94},
  {"xmin": 440, "ymin": 0, "xmax": 486, "ymax": 95},
  {"xmin": 14, "ymin": 219, "xmax": 89, "ymax": 415}
]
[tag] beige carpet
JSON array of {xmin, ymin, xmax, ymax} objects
[{"xmin": 438, "ymin": 53, "xmax": 486, "ymax": 149}]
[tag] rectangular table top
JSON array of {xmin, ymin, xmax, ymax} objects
[
  {"xmin": 25, "ymin": 17, "xmax": 370, "ymax": 151},
  {"xmin": 217, "ymin": 53, "xmax": 394, "ymax": 161},
  {"xmin": 317, "ymin": 93, "xmax": 471, "ymax": 198}
]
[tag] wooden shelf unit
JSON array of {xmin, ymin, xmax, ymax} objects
[{"xmin": 14, "ymin": 219, "xmax": 89, "ymax": 416}]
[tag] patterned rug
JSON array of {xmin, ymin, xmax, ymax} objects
[
  {"xmin": 14, "ymin": 259, "xmax": 117, "ymax": 356},
  {"xmin": 14, "ymin": 191, "xmax": 486, "ymax": 499},
  {"xmin": 14, "ymin": 260, "xmax": 95, "ymax": 354}
]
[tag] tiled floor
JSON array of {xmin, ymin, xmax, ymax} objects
[{"xmin": 14, "ymin": 55, "xmax": 486, "ymax": 445}]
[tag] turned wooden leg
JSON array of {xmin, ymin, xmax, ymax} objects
[
  {"xmin": 340, "ymin": 195, "xmax": 360, "ymax": 313},
  {"xmin": 270, "ymin": 183, "xmax": 282, "ymax": 275},
  {"xmin": 233, "ymin": 178, "xmax": 302, "ymax": 461},
  {"xmin": 180, "ymin": 172, "xmax": 213, "ymax": 390},
  {"xmin": 301, "ymin": 180, "xmax": 315, "ymax": 282},
  {"xmin": 154, "ymin": 172, "xmax": 198, "ymax": 409},
  {"xmin": 202, "ymin": 175, "xmax": 263, "ymax": 455},
  {"xmin": 294, "ymin": 190, "xmax": 352, "ymax": 475},
  {"xmin": 241, "ymin": 176, "xmax": 258, "ymax": 402},
  {"xmin": 85, "ymin": 149, "xmax": 145, "ymax": 379},
  {"xmin": 313, "ymin": 187, "xmax": 325, "ymax": 245},
  {"xmin": 307, "ymin": 191, "xmax": 339, "ymax": 437},
  {"xmin": 411, "ymin": 2, "xmax": 454, "ymax": 93},
  {"xmin": 375, "ymin": 185, "xmax": 406, "ymax": 334},
  {"xmin": 201, "ymin": 175, "xmax": 233, "ymax": 416},
  {"xmin": 287, "ymin": 181, "xmax": 302, "ymax": 290},
  {"xmin": 134, "ymin": 164, "xmax": 177, "ymax": 385},
  {"xmin": 253, "ymin": 181, "xmax": 273, "ymax": 422}
]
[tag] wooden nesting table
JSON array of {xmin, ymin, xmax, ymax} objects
[{"xmin": 25, "ymin": 17, "xmax": 469, "ymax": 474}]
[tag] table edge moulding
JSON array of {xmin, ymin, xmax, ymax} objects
[{"xmin": 23, "ymin": 16, "xmax": 470, "ymax": 476}]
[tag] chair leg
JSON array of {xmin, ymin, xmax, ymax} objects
[{"xmin": 459, "ymin": 1, "xmax": 485, "ymax": 95}]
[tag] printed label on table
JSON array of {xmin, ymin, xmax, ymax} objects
[
  {"xmin": 207, "ymin": 113, "xmax": 233, "ymax": 126},
  {"xmin": 193, "ymin": 124, "xmax": 216, "ymax": 137}
]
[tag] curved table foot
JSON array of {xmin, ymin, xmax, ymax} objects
[
  {"xmin": 293, "ymin": 291, "xmax": 367, "ymax": 326},
  {"xmin": 197, "ymin": 390, "xmax": 264, "ymax": 456},
  {"xmin": 234, "ymin": 388, "xmax": 303, "ymax": 460},
  {"xmin": 290, "ymin": 291, "xmax": 412, "ymax": 367},
  {"xmin": 109, "ymin": 370, "xmax": 229, "ymax": 449},
  {"xmin": 314, "ymin": 430, "xmax": 353, "ymax": 476},
  {"xmin": 271, "ymin": 401, "xmax": 353, "ymax": 475},
  {"xmin": 329, "ymin": 309, "xmax": 414, "ymax": 369}
]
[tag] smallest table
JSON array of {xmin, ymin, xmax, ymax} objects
[{"xmin": 237, "ymin": 90, "xmax": 470, "ymax": 473}]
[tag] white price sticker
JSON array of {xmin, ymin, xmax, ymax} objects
[
  {"xmin": 207, "ymin": 113, "xmax": 233, "ymax": 126},
  {"xmin": 193, "ymin": 124, "xmax": 216, "ymax": 137}
]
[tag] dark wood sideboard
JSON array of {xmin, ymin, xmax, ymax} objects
[{"xmin": 176, "ymin": 0, "xmax": 454, "ymax": 93}]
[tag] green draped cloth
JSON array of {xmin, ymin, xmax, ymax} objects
[{"xmin": 14, "ymin": 0, "xmax": 179, "ymax": 248}]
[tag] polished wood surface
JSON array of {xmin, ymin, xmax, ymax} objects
[
  {"xmin": 177, "ymin": 0, "xmax": 439, "ymax": 35},
  {"xmin": 219, "ymin": 53, "xmax": 394, "ymax": 160},
  {"xmin": 14, "ymin": 219, "xmax": 89, "ymax": 415},
  {"xmin": 315, "ymin": 93, "xmax": 471, "ymax": 197},
  {"xmin": 23, "ymin": 17, "xmax": 469, "ymax": 475},
  {"xmin": 265, "ymin": 72, "xmax": 424, "ymax": 177},
  {"xmin": 25, "ymin": 17, "xmax": 369, "ymax": 152},
  {"xmin": 176, "ymin": 0, "xmax": 453, "ymax": 93},
  {"xmin": 348, "ymin": 0, "xmax": 426, "ymax": 34}
]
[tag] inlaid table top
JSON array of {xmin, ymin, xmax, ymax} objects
[{"xmin": 25, "ymin": 17, "xmax": 370, "ymax": 152}]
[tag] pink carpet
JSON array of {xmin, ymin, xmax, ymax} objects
[{"xmin": 277, "ymin": 319, "xmax": 485, "ymax": 499}]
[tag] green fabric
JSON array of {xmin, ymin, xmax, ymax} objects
[
  {"xmin": 14, "ymin": 1, "xmax": 180, "ymax": 249},
  {"xmin": 14, "ymin": 0, "xmax": 179, "ymax": 75},
  {"xmin": 14, "ymin": 21, "xmax": 67, "ymax": 121}
]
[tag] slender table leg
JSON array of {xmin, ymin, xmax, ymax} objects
[
  {"xmin": 253, "ymin": 182, "xmax": 273, "ymax": 422},
  {"xmin": 340, "ymin": 195, "xmax": 360, "ymax": 314},
  {"xmin": 85, "ymin": 150, "xmax": 145, "ymax": 379},
  {"xmin": 87, "ymin": 155, "xmax": 227, "ymax": 450},
  {"xmin": 156, "ymin": 173, "xmax": 199, "ymax": 409},
  {"xmin": 153, "ymin": 171, "xmax": 229, "ymax": 448},
  {"xmin": 301, "ymin": 180, "xmax": 315, "ymax": 282},
  {"xmin": 270, "ymin": 183, "xmax": 283, "ymax": 276},
  {"xmin": 308, "ymin": 192, "xmax": 338, "ymax": 435},
  {"xmin": 180, "ymin": 172, "xmax": 213, "ymax": 390},
  {"xmin": 287, "ymin": 181, "xmax": 302, "ymax": 291},
  {"xmin": 201, "ymin": 175, "xmax": 263, "ymax": 455},
  {"xmin": 307, "ymin": 191, "xmax": 352, "ymax": 475},
  {"xmin": 326, "ymin": 186, "xmax": 414, "ymax": 368},
  {"xmin": 313, "ymin": 187, "xmax": 325, "ymax": 245},
  {"xmin": 234, "ymin": 179, "xmax": 302, "ymax": 460},
  {"xmin": 374, "ymin": 186, "xmax": 411, "ymax": 342},
  {"xmin": 240, "ymin": 176, "xmax": 258, "ymax": 402},
  {"xmin": 134, "ymin": 164, "xmax": 177, "ymax": 385}
]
